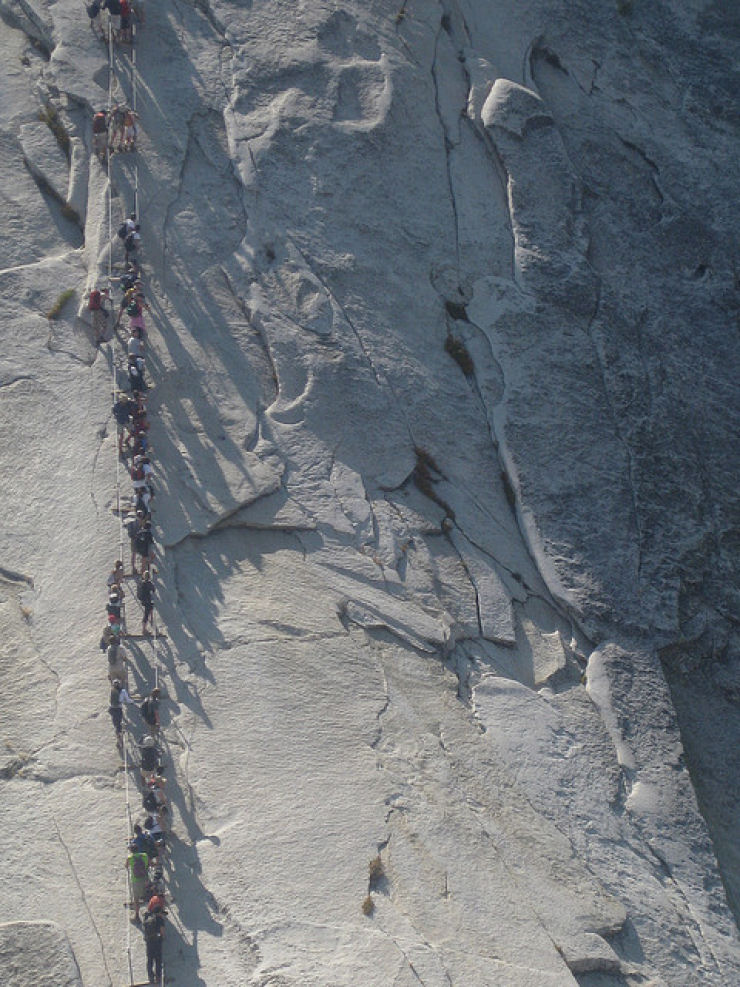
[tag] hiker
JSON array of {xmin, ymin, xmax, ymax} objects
[
  {"xmin": 142, "ymin": 901, "xmax": 165, "ymax": 984},
  {"xmin": 146, "ymin": 894, "xmax": 166, "ymax": 915},
  {"xmin": 88, "ymin": 286, "xmax": 110, "ymax": 344},
  {"xmin": 144, "ymin": 866, "xmax": 166, "ymax": 906},
  {"xmin": 128, "ymin": 329, "xmax": 144, "ymax": 358},
  {"xmin": 124, "ymin": 225, "xmax": 141, "ymax": 264},
  {"xmin": 100, "ymin": 622, "xmax": 119, "ymax": 651},
  {"xmin": 126, "ymin": 511, "xmax": 144, "ymax": 572},
  {"xmin": 103, "ymin": 0, "xmax": 123, "ymax": 40},
  {"xmin": 130, "ymin": 417, "xmax": 151, "ymax": 458},
  {"xmin": 126, "ymin": 841, "xmax": 149, "ymax": 923},
  {"xmin": 107, "ymin": 560, "xmax": 125, "ymax": 588},
  {"xmin": 132, "ymin": 458, "xmax": 153, "ymax": 516},
  {"xmin": 139, "ymin": 735, "xmax": 159, "ymax": 782},
  {"xmin": 87, "ymin": 0, "xmax": 102, "ymax": 34},
  {"xmin": 117, "ymin": 212, "xmax": 136, "ymax": 241},
  {"xmin": 107, "ymin": 586, "xmax": 125, "ymax": 625},
  {"xmin": 109, "ymin": 678, "xmax": 134, "ymax": 739},
  {"xmin": 109, "ymin": 104, "xmax": 127, "ymax": 150},
  {"xmin": 113, "ymin": 393, "xmax": 135, "ymax": 454},
  {"xmin": 120, "ymin": 263, "xmax": 138, "ymax": 291},
  {"xmin": 91, "ymin": 110, "xmax": 108, "ymax": 159},
  {"xmin": 128, "ymin": 354, "xmax": 146, "ymax": 393},
  {"xmin": 119, "ymin": 0, "xmax": 132, "ymax": 42},
  {"xmin": 138, "ymin": 571, "xmax": 156, "ymax": 635},
  {"xmin": 132, "ymin": 822, "xmax": 158, "ymax": 860},
  {"xmin": 135, "ymin": 486, "xmax": 153, "ymax": 517},
  {"xmin": 127, "ymin": 291, "xmax": 149, "ymax": 336},
  {"xmin": 107, "ymin": 641, "xmax": 129, "ymax": 686},
  {"xmin": 143, "ymin": 775, "xmax": 170, "ymax": 830},
  {"xmin": 134, "ymin": 520, "xmax": 154, "ymax": 575},
  {"xmin": 123, "ymin": 107, "xmax": 138, "ymax": 149},
  {"xmin": 140, "ymin": 687, "xmax": 160, "ymax": 736},
  {"xmin": 112, "ymin": 267, "xmax": 138, "ymax": 328},
  {"xmin": 144, "ymin": 813, "xmax": 166, "ymax": 856}
]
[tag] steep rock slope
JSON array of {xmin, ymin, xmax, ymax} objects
[{"xmin": 0, "ymin": 1, "xmax": 738, "ymax": 985}]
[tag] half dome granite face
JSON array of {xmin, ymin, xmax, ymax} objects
[{"xmin": 0, "ymin": 1, "xmax": 737, "ymax": 985}]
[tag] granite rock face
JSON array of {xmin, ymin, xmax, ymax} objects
[{"xmin": 0, "ymin": 1, "xmax": 738, "ymax": 985}]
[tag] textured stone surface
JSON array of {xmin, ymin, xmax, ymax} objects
[{"xmin": 0, "ymin": 1, "xmax": 738, "ymax": 985}]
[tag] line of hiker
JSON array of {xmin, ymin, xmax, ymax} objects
[
  {"xmin": 87, "ymin": 0, "xmax": 144, "ymax": 44},
  {"xmin": 88, "ymin": 10, "xmax": 169, "ymax": 985},
  {"xmin": 88, "ymin": 226, "xmax": 144, "ymax": 344},
  {"xmin": 92, "ymin": 104, "xmax": 140, "ymax": 161}
]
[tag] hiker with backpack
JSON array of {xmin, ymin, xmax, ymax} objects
[
  {"xmin": 107, "ymin": 560, "xmax": 126, "ymax": 589},
  {"xmin": 140, "ymin": 687, "xmax": 160, "ymax": 736},
  {"xmin": 126, "ymin": 288, "xmax": 149, "ymax": 336},
  {"xmin": 134, "ymin": 521, "xmax": 154, "ymax": 576},
  {"xmin": 142, "ymin": 900, "xmax": 165, "ymax": 984},
  {"xmin": 124, "ymin": 225, "xmax": 141, "ymax": 264},
  {"xmin": 127, "ymin": 510, "xmax": 144, "ymax": 572},
  {"xmin": 100, "ymin": 623, "xmax": 119, "ymax": 652},
  {"xmin": 88, "ymin": 286, "xmax": 110, "ymax": 344},
  {"xmin": 109, "ymin": 678, "xmax": 134, "ymax": 741},
  {"xmin": 126, "ymin": 841, "xmax": 149, "ymax": 923},
  {"xmin": 107, "ymin": 641, "xmax": 129, "ymax": 686},
  {"xmin": 131, "ymin": 822, "xmax": 158, "ymax": 861},
  {"xmin": 128, "ymin": 353, "xmax": 146, "ymax": 394},
  {"xmin": 139, "ymin": 735, "xmax": 160, "ymax": 783},
  {"xmin": 143, "ymin": 774, "xmax": 170, "ymax": 830},
  {"xmin": 107, "ymin": 586, "xmax": 125, "ymax": 628},
  {"xmin": 138, "ymin": 571, "xmax": 156, "ymax": 635},
  {"xmin": 117, "ymin": 213, "xmax": 136, "ymax": 243},
  {"xmin": 113, "ymin": 392, "xmax": 136, "ymax": 454},
  {"xmin": 144, "ymin": 813, "xmax": 166, "ymax": 858}
]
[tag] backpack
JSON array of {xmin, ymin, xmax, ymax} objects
[
  {"xmin": 131, "ymin": 852, "xmax": 148, "ymax": 879},
  {"xmin": 142, "ymin": 911, "xmax": 160, "ymax": 943},
  {"xmin": 143, "ymin": 789, "xmax": 158, "ymax": 813},
  {"xmin": 117, "ymin": 223, "xmax": 128, "ymax": 240},
  {"xmin": 88, "ymin": 289, "xmax": 102, "ymax": 311},
  {"xmin": 87, "ymin": 1, "xmax": 100, "ymax": 18},
  {"xmin": 127, "ymin": 299, "xmax": 140, "ymax": 316},
  {"xmin": 137, "ymin": 581, "xmax": 148, "ymax": 603},
  {"xmin": 120, "ymin": 0, "xmax": 130, "ymax": 16},
  {"xmin": 124, "ymin": 232, "xmax": 137, "ymax": 251}
]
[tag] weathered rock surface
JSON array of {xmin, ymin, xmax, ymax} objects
[{"xmin": 0, "ymin": 1, "xmax": 738, "ymax": 985}]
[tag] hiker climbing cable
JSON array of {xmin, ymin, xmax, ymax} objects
[
  {"xmin": 139, "ymin": 735, "xmax": 160, "ymax": 783},
  {"xmin": 92, "ymin": 109, "xmax": 108, "ymax": 160},
  {"xmin": 88, "ymin": 286, "xmax": 110, "ymax": 345},
  {"xmin": 124, "ymin": 225, "xmax": 142, "ymax": 264},
  {"xmin": 142, "ymin": 901, "xmax": 165, "ymax": 984},
  {"xmin": 140, "ymin": 687, "xmax": 160, "ymax": 736},
  {"xmin": 108, "ymin": 678, "xmax": 134, "ymax": 745},
  {"xmin": 107, "ymin": 640, "xmax": 129, "ymax": 685},
  {"xmin": 134, "ymin": 520, "xmax": 154, "ymax": 575},
  {"xmin": 126, "ymin": 841, "xmax": 149, "ymax": 923}
]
